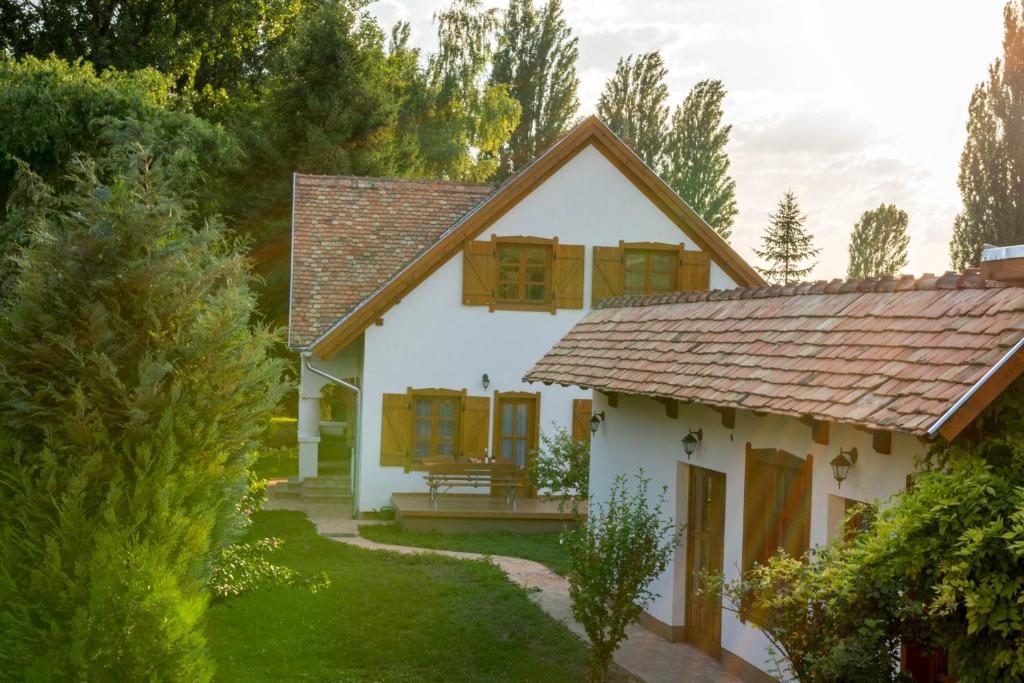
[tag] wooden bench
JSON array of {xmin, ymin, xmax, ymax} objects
[{"xmin": 424, "ymin": 462, "xmax": 521, "ymax": 511}]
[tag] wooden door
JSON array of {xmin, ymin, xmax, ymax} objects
[
  {"xmin": 685, "ymin": 466, "xmax": 725, "ymax": 657},
  {"xmin": 493, "ymin": 392, "xmax": 540, "ymax": 497}
]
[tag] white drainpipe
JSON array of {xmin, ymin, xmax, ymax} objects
[{"xmin": 303, "ymin": 352, "xmax": 361, "ymax": 517}]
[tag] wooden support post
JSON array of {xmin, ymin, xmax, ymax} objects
[{"xmin": 872, "ymin": 430, "xmax": 892, "ymax": 455}]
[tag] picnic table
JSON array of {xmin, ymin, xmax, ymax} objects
[{"xmin": 423, "ymin": 461, "xmax": 521, "ymax": 511}]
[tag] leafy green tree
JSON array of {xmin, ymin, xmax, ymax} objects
[
  {"xmin": 663, "ymin": 79, "xmax": 737, "ymax": 239},
  {"xmin": 755, "ymin": 190, "xmax": 819, "ymax": 284},
  {"xmin": 422, "ymin": 0, "xmax": 521, "ymax": 181},
  {"xmin": 490, "ymin": 0, "xmax": 579, "ymax": 177},
  {"xmin": 0, "ymin": 152, "xmax": 286, "ymax": 679},
  {"xmin": 0, "ymin": 0, "xmax": 305, "ymax": 105},
  {"xmin": 596, "ymin": 52, "xmax": 669, "ymax": 168},
  {"xmin": 564, "ymin": 472, "xmax": 682, "ymax": 681},
  {"xmin": 847, "ymin": 203, "xmax": 910, "ymax": 279},
  {"xmin": 950, "ymin": 1, "xmax": 1024, "ymax": 270}
]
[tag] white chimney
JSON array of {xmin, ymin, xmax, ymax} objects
[{"xmin": 980, "ymin": 244, "xmax": 1024, "ymax": 285}]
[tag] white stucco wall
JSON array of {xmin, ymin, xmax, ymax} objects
[
  {"xmin": 340, "ymin": 144, "xmax": 737, "ymax": 511},
  {"xmin": 588, "ymin": 391, "xmax": 922, "ymax": 676}
]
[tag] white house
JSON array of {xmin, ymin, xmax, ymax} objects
[
  {"xmin": 525, "ymin": 260, "xmax": 1024, "ymax": 683},
  {"xmin": 287, "ymin": 116, "xmax": 763, "ymax": 517}
]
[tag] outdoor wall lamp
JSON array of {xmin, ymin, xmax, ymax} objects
[
  {"xmin": 482, "ymin": 373, "xmax": 490, "ymax": 390},
  {"xmin": 590, "ymin": 411, "xmax": 605, "ymax": 434},
  {"xmin": 681, "ymin": 428, "xmax": 703, "ymax": 459},
  {"xmin": 830, "ymin": 447, "xmax": 858, "ymax": 489}
]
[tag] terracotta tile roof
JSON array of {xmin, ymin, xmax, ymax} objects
[
  {"xmin": 289, "ymin": 174, "xmax": 495, "ymax": 347},
  {"xmin": 525, "ymin": 271, "xmax": 1024, "ymax": 436}
]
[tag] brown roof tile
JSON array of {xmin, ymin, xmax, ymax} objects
[
  {"xmin": 289, "ymin": 174, "xmax": 495, "ymax": 346},
  {"xmin": 524, "ymin": 272, "xmax": 1024, "ymax": 436}
]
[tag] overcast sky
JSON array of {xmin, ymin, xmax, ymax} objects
[{"xmin": 371, "ymin": 0, "xmax": 1006, "ymax": 279}]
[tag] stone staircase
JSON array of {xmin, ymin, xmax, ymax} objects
[{"xmin": 272, "ymin": 459, "xmax": 352, "ymax": 506}]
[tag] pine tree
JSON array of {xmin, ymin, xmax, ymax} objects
[
  {"xmin": 0, "ymin": 152, "xmax": 285, "ymax": 679},
  {"xmin": 490, "ymin": 0, "xmax": 579, "ymax": 177},
  {"xmin": 847, "ymin": 203, "xmax": 910, "ymax": 279},
  {"xmin": 950, "ymin": 1, "xmax": 1024, "ymax": 270},
  {"xmin": 596, "ymin": 52, "xmax": 669, "ymax": 168},
  {"xmin": 664, "ymin": 79, "xmax": 737, "ymax": 239},
  {"xmin": 754, "ymin": 190, "xmax": 819, "ymax": 284}
]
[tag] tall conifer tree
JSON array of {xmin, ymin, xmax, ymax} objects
[
  {"xmin": 847, "ymin": 203, "xmax": 910, "ymax": 279},
  {"xmin": 950, "ymin": 1, "xmax": 1024, "ymax": 270},
  {"xmin": 664, "ymin": 79, "xmax": 737, "ymax": 239},
  {"xmin": 596, "ymin": 52, "xmax": 669, "ymax": 168},
  {"xmin": 755, "ymin": 190, "xmax": 819, "ymax": 284},
  {"xmin": 490, "ymin": 0, "xmax": 579, "ymax": 177}
]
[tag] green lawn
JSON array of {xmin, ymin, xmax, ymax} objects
[
  {"xmin": 358, "ymin": 524, "xmax": 571, "ymax": 576},
  {"xmin": 206, "ymin": 511, "xmax": 594, "ymax": 682},
  {"xmin": 251, "ymin": 446, "xmax": 298, "ymax": 480}
]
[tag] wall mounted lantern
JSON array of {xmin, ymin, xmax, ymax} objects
[
  {"xmin": 482, "ymin": 373, "xmax": 490, "ymax": 390},
  {"xmin": 830, "ymin": 447, "xmax": 858, "ymax": 489},
  {"xmin": 590, "ymin": 411, "xmax": 605, "ymax": 434},
  {"xmin": 682, "ymin": 428, "xmax": 703, "ymax": 459}
]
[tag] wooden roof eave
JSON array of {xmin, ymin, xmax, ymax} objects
[{"xmin": 307, "ymin": 116, "xmax": 763, "ymax": 360}]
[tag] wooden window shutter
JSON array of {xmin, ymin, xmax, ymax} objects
[
  {"xmin": 572, "ymin": 398, "xmax": 592, "ymax": 444},
  {"xmin": 678, "ymin": 247, "xmax": 711, "ymax": 291},
  {"xmin": 592, "ymin": 245, "xmax": 624, "ymax": 306},
  {"xmin": 461, "ymin": 395, "xmax": 490, "ymax": 459},
  {"xmin": 462, "ymin": 240, "xmax": 495, "ymax": 306},
  {"xmin": 380, "ymin": 393, "xmax": 411, "ymax": 466},
  {"xmin": 553, "ymin": 243, "xmax": 585, "ymax": 309}
]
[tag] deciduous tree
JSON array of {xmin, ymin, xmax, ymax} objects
[
  {"xmin": 950, "ymin": 1, "xmax": 1024, "ymax": 270},
  {"xmin": 755, "ymin": 190, "xmax": 819, "ymax": 284},
  {"xmin": 490, "ymin": 0, "xmax": 579, "ymax": 177},
  {"xmin": 596, "ymin": 52, "xmax": 669, "ymax": 168},
  {"xmin": 847, "ymin": 203, "xmax": 910, "ymax": 279},
  {"xmin": 664, "ymin": 79, "xmax": 737, "ymax": 239}
]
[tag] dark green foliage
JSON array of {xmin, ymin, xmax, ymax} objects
[
  {"xmin": 530, "ymin": 426, "xmax": 589, "ymax": 510},
  {"xmin": 950, "ymin": 1, "xmax": 1024, "ymax": 270},
  {"xmin": 359, "ymin": 524, "xmax": 571, "ymax": 575},
  {"xmin": 717, "ymin": 379, "xmax": 1024, "ymax": 682},
  {"xmin": 0, "ymin": 153, "xmax": 286, "ymax": 680},
  {"xmin": 596, "ymin": 52, "xmax": 670, "ymax": 168},
  {"xmin": 847, "ymin": 203, "xmax": 910, "ymax": 279},
  {"xmin": 0, "ymin": 55, "xmax": 237, "ymax": 220},
  {"xmin": 208, "ymin": 511, "xmax": 607, "ymax": 681},
  {"xmin": 664, "ymin": 79, "xmax": 737, "ymax": 239},
  {"xmin": 564, "ymin": 472, "xmax": 682, "ymax": 681},
  {"xmin": 490, "ymin": 0, "xmax": 579, "ymax": 177},
  {"xmin": 0, "ymin": 0, "xmax": 306, "ymax": 105},
  {"xmin": 754, "ymin": 190, "xmax": 819, "ymax": 284}
]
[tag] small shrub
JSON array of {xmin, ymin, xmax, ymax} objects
[
  {"xmin": 530, "ymin": 426, "xmax": 589, "ymax": 510},
  {"xmin": 563, "ymin": 471, "xmax": 682, "ymax": 681}
]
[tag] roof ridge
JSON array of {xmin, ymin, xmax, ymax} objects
[
  {"xmin": 293, "ymin": 173, "xmax": 496, "ymax": 190},
  {"xmin": 596, "ymin": 270, "xmax": 1004, "ymax": 310}
]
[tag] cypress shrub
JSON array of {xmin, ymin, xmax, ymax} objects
[{"xmin": 0, "ymin": 153, "xmax": 286, "ymax": 680}]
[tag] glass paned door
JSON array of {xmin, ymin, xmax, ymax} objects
[
  {"xmin": 685, "ymin": 466, "xmax": 725, "ymax": 657},
  {"xmin": 497, "ymin": 397, "xmax": 534, "ymax": 468}
]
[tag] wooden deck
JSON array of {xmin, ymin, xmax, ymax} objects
[{"xmin": 391, "ymin": 493, "xmax": 584, "ymax": 533}]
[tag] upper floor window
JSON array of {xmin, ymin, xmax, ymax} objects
[
  {"xmin": 624, "ymin": 248, "xmax": 678, "ymax": 295},
  {"xmin": 497, "ymin": 242, "xmax": 552, "ymax": 305}
]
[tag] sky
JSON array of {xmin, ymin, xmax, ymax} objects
[{"xmin": 370, "ymin": 0, "xmax": 1007, "ymax": 280}]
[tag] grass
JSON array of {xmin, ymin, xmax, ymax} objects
[
  {"xmin": 251, "ymin": 446, "xmax": 298, "ymax": 480},
  {"xmin": 206, "ymin": 511, "xmax": 596, "ymax": 682},
  {"xmin": 358, "ymin": 524, "xmax": 571, "ymax": 576}
]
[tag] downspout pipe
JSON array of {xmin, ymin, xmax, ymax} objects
[{"xmin": 303, "ymin": 352, "xmax": 361, "ymax": 518}]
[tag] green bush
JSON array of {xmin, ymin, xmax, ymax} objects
[
  {"xmin": 564, "ymin": 472, "xmax": 682, "ymax": 681},
  {"xmin": 0, "ymin": 151, "xmax": 286, "ymax": 680},
  {"xmin": 530, "ymin": 426, "xmax": 589, "ymax": 510}
]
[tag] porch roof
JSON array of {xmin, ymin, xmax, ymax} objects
[{"xmin": 524, "ymin": 271, "xmax": 1024, "ymax": 440}]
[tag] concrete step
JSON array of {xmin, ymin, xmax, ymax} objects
[{"xmin": 303, "ymin": 494, "xmax": 353, "ymax": 505}]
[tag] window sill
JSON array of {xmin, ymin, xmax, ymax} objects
[{"xmin": 492, "ymin": 301, "xmax": 556, "ymax": 313}]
